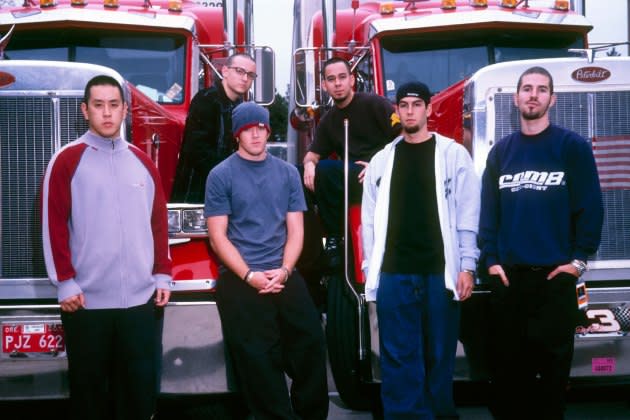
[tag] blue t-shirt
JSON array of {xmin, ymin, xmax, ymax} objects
[
  {"xmin": 204, "ymin": 153, "xmax": 307, "ymax": 270},
  {"xmin": 479, "ymin": 124, "xmax": 603, "ymax": 267}
]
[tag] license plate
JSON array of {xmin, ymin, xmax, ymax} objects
[{"xmin": 2, "ymin": 323, "xmax": 65, "ymax": 353}]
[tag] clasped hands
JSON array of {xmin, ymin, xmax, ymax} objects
[{"xmin": 248, "ymin": 268, "xmax": 289, "ymax": 294}]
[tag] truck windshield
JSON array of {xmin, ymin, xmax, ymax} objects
[
  {"xmin": 380, "ymin": 29, "xmax": 584, "ymax": 102},
  {"xmin": 4, "ymin": 29, "xmax": 186, "ymax": 104}
]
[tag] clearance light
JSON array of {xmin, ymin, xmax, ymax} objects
[
  {"xmin": 500, "ymin": 0, "xmax": 518, "ymax": 8},
  {"xmin": 441, "ymin": 0, "xmax": 456, "ymax": 9},
  {"xmin": 553, "ymin": 0, "xmax": 569, "ymax": 10},
  {"xmin": 39, "ymin": 0, "xmax": 56, "ymax": 7},
  {"xmin": 168, "ymin": 0, "xmax": 182, "ymax": 12},
  {"xmin": 470, "ymin": 0, "xmax": 488, "ymax": 7},
  {"xmin": 379, "ymin": 2, "xmax": 395, "ymax": 14},
  {"xmin": 104, "ymin": 0, "xmax": 119, "ymax": 8},
  {"xmin": 71, "ymin": 0, "xmax": 87, "ymax": 6}
]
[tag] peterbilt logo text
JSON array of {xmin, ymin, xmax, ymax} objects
[
  {"xmin": 0, "ymin": 71, "xmax": 16, "ymax": 88},
  {"xmin": 571, "ymin": 67, "xmax": 611, "ymax": 83},
  {"xmin": 499, "ymin": 171, "xmax": 565, "ymax": 192}
]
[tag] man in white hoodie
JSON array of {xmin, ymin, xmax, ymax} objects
[{"xmin": 362, "ymin": 82, "xmax": 480, "ymax": 419}]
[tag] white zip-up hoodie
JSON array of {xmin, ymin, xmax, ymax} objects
[{"xmin": 361, "ymin": 133, "xmax": 480, "ymax": 302}]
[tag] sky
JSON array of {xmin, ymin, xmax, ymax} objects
[
  {"xmin": 585, "ymin": 0, "xmax": 629, "ymax": 55},
  {"xmin": 253, "ymin": 0, "xmax": 627, "ymax": 95},
  {"xmin": 253, "ymin": 0, "xmax": 293, "ymax": 95}
]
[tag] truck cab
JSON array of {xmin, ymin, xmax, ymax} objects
[
  {"xmin": 0, "ymin": 0, "xmax": 274, "ymax": 403},
  {"xmin": 288, "ymin": 0, "xmax": 630, "ymax": 409}
]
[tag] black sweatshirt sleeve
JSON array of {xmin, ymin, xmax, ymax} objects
[
  {"xmin": 567, "ymin": 137, "xmax": 604, "ymax": 261},
  {"xmin": 479, "ymin": 145, "xmax": 501, "ymax": 268}
]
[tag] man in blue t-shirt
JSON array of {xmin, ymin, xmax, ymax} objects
[
  {"xmin": 205, "ymin": 102, "xmax": 328, "ymax": 420},
  {"xmin": 479, "ymin": 66, "xmax": 604, "ymax": 420}
]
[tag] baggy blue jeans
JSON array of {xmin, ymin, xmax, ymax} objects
[{"xmin": 376, "ymin": 272, "xmax": 461, "ymax": 420}]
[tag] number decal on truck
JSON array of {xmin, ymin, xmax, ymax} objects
[{"xmin": 586, "ymin": 309, "xmax": 621, "ymax": 333}]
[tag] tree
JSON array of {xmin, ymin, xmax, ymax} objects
[
  {"xmin": 267, "ymin": 92, "xmax": 288, "ymax": 142},
  {"xmin": 607, "ymin": 47, "xmax": 621, "ymax": 56}
]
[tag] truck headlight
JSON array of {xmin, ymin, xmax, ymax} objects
[
  {"xmin": 168, "ymin": 209, "xmax": 181, "ymax": 233},
  {"xmin": 167, "ymin": 205, "xmax": 207, "ymax": 236},
  {"xmin": 182, "ymin": 209, "xmax": 207, "ymax": 233}
]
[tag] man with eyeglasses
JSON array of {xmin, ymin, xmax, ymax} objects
[{"xmin": 172, "ymin": 53, "xmax": 257, "ymax": 203}]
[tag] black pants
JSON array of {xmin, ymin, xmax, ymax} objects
[
  {"xmin": 487, "ymin": 267, "xmax": 578, "ymax": 420},
  {"xmin": 216, "ymin": 270, "xmax": 329, "ymax": 420},
  {"xmin": 61, "ymin": 300, "xmax": 159, "ymax": 420},
  {"xmin": 313, "ymin": 159, "xmax": 363, "ymax": 237}
]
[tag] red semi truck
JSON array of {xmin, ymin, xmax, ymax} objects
[
  {"xmin": 0, "ymin": 0, "xmax": 275, "ymax": 406},
  {"xmin": 287, "ymin": 0, "xmax": 630, "ymax": 409}
]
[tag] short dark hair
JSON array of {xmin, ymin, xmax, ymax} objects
[
  {"xmin": 517, "ymin": 66, "xmax": 554, "ymax": 95},
  {"xmin": 321, "ymin": 57, "xmax": 352, "ymax": 77},
  {"xmin": 83, "ymin": 75, "xmax": 124, "ymax": 104},
  {"xmin": 225, "ymin": 53, "xmax": 255, "ymax": 67}
]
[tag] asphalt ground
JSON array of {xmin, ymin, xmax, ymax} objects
[{"xmin": 2, "ymin": 382, "xmax": 628, "ymax": 419}]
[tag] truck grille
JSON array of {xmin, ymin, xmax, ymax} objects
[
  {"xmin": 494, "ymin": 91, "xmax": 630, "ymax": 261},
  {"xmin": 0, "ymin": 96, "xmax": 87, "ymax": 278}
]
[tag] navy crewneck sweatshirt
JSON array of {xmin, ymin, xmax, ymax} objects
[{"xmin": 479, "ymin": 124, "xmax": 603, "ymax": 267}]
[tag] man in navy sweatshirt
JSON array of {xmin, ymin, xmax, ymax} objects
[{"xmin": 479, "ymin": 66, "xmax": 603, "ymax": 420}]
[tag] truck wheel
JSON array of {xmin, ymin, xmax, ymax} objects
[{"xmin": 326, "ymin": 273, "xmax": 371, "ymax": 410}]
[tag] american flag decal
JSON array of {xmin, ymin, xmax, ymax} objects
[{"xmin": 592, "ymin": 136, "xmax": 630, "ymax": 190}]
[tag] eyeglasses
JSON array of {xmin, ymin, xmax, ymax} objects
[{"xmin": 229, "ymin": 66, "xmax": 257, "ymax": 80}]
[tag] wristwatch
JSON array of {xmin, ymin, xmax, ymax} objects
[
  {"xmin": 463, "ymin": 269, "xmax": 476, "ymax": 277},
  {"xmin": 570, "ymin": 259, "xmax": 587, "ymax": 277}
]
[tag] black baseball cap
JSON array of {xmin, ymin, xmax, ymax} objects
[{"xmin": 396, "ymin": 81, "xmax": 432, "ymax": 105}]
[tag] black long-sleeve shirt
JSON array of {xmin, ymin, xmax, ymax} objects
[{"xmin": 171, "ymin": 82, "xmax": 242, "ymax": 203}]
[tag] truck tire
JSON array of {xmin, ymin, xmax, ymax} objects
[{"xmin": 326, "ymin": 273, "xmax": 371, "ymax": 410}]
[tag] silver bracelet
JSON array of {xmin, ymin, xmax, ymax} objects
[
  {"xmin": 570, "ymin": 259, "xmax": 587, "ymax": 277},
  {"xmin": 281, "ymin": 266, "xmax": 290, "ymax": 283}
]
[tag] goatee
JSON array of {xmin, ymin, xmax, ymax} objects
[
  {"xmin": 403, "ymin": 124, "xmax": 420, "ymax": 134},
  {"xmin": 521, "ymin": 103, "xmax": 550, "ymax": 121},
  {"xmin": 522, "ymin": 111, "xmax": 544, "ymax": 120},
  {"xmin": 333, "ymin": 95, "xmax": 349, "ymax": 105}
]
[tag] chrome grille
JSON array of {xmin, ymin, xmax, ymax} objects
[
  {"xmin": 0, "ymin": 96, "xmax": 87, "ymax": 278},
  {"xmin": 493, "ymin": 91, "xmax": 630, "ymax": 261}
]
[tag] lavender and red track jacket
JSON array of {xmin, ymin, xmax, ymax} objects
[{"xmin": 42, "ymin": 131, "xmax": 172, "ymax": 309}]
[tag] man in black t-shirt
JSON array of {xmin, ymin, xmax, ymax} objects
[{"xmin": 302, "ymin": 57, "xmax": 400, "ymax": 267}]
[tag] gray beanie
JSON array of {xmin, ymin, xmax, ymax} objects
[{"xmin": 232, "ymin": 102, "xmax": 271, "ymax": 139}]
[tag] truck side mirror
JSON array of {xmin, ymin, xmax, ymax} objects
[
  {"xmin": 254, "ymin": 46, "xmax": 275, "ymax": 105},
  {"xmin": 292, "ymin": 48, "xmax": 313, "ymax": 108}
]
